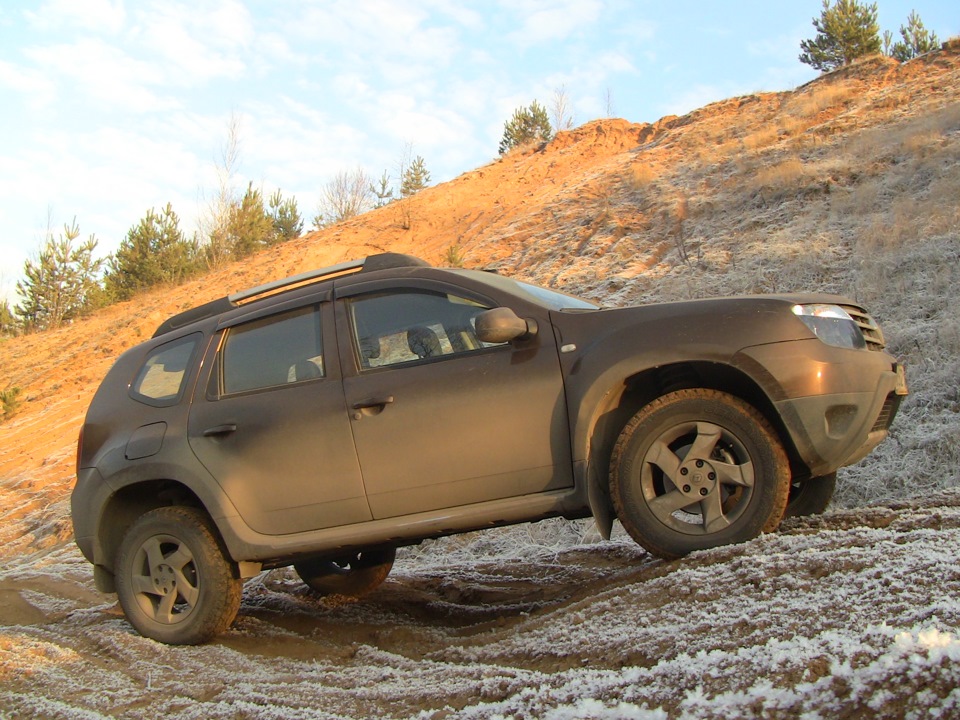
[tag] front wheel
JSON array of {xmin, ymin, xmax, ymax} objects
[
  {"xmin": 115, "ymin": 506, "xmax": 242, "ymax": 645},
  {"xmin": 610, "ymin": 389, "xmax": 790, "ymax": 560},
  {"xmin": 294, "ymin": 548, "xmax": 396, "ymax": 597},
  {"xmin": 784, "ymin": 472, "xmax": 836, "ymax": 518}
]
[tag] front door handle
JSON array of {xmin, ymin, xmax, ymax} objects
[
  {"xmin": 352, "ymin": 396, "xmax": 394, "ymax": 410},
  {"xmin": 351, "ymin": 396, "xmax": 394, "ymax": 420},
  {"xmin": 203, "ymin": 423, "xmax": 237, "ymax": 437}
]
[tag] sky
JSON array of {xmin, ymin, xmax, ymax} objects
[{"xmin": 0, "ymin": 0, "xmax": 956, "ymax": 305}]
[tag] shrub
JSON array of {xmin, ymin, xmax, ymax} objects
[{"xmin": 0, "ymin": 386, "xmax": 22, "ymax": 423}]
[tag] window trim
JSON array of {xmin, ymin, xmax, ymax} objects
[{"xmin": 216, "ymin": 303, "xmax": 325, "ymax": 398}]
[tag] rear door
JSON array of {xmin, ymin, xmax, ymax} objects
[
  {"xmin": 335, "ymin": 282, "xmax": 572, "ymax": 519},
  {"xmin": 188, "ymin": 301, "xmax": 369, "ymax": 535}
]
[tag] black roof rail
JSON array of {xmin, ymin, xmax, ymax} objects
[
  {"xmin": 228, "ymin": 258, "xmax": 364, "ymax": 304},
  {"xmin": 152, "ymin": 252, "xmax": 430, "ymax": 338}
]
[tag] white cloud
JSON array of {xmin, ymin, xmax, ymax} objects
[
  {"xmin": 25, "ymin": 0, "xmax": 125, "ymax": 34},
  {"xmin": 427, "ymin": 0, "xmax": 486, "ymax": 31},
  {"xmin": 131, "ymin": 0, "xmax": 252, "ymax": 85},
  {"xmin": 613, "ymin": 17, "xmax": 657, "ymax": 44},
  {"xmin": 24, "ymin": 38, "xmax": 178, "ymax": 113},
  {"xmin": 504, "ymin": 0, "xmax": 604, "ymax": 46},
  {"xmin": 0, "ymin": 59, "xmax": 57, "ymax": 108},
  {"xmin": 282, "ymin": 0, "xmax": 465, "ymax": 71},
  {"xmin": 0, "ymin": 120, "xmax": 213, "ymax": 274}
]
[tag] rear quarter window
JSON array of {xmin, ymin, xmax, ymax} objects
[{"xmin": 130, "ymin": 334, "xmax": 201, "ymax": 407}]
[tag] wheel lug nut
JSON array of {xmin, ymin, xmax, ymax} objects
[
  {"xmin": 682, "ymin": 484, "xmax": 692, "ymax": 493},
  {"xmin": 708, "ymin": 472, "xmax": 716, "ymax": 481},
  {"xmin": 680, "ymin": 467, "xmax": 689, "ymax": 476},
  {"xmin": 696, "ymin": 460, "xmax": 704, "ymax": 468},
  {"xmin": 699, "ymin": 488, "xmax": 708, "ymax": 496}
]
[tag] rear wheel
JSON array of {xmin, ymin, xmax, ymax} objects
[
  {"xmin": 115, "ymin": 506, "xmax": 242, "ymax": 645},
  {"xmin": 294, "ymin": 548, "xmax": 396, "ymax": 597},
  {"xmin": 784, "ymin": 472, "xmax": 836, "ymax": 518},
  {"xmin": 611, "ymin": 389, "xmax": 790, "ymax": 559}
]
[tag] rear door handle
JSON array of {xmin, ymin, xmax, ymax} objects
[{"xmin": 203, "ymin": 423, "xmax": 237, "ymax": 437}]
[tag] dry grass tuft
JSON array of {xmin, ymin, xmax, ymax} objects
[
  {"xmin": 742, "ymin": 126, "xmax": 779, "ymax": 151},
  {"xmin": 787, "ymin": 82, "xmax": 857, "ymax": 118},
  {"xmin": 623, "ymin": 163, "xmax": 658, "ymax": 190}
]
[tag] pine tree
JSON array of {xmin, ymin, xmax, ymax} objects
[
  {"xmin": 105, "ymin": 203, "xmax": 195, "ymax": 301},
  {"xmin": 371, "ymin": 171, "xmax": 394, "ymax": 208},
  {"xmin": 400, "ymin": 156, "xmax": 431, "ymax": 198},
  {"xmin": 227, "ymin": 183, "xmax": 275, "ymax": 258},
  {"xmin": 499, "ymin": 101, "xmax": 554, "ymax": 154},
  {"xmin": 799, "ymin": 0, "xmax": 881, "ymax": 72},
  {"xmin": 0, "ymin": 298, "xmax": 17, "ymax": 336},
  {"xmin": 890, "ymin": 11, "xmax": 939, "ymax": 61},
  {"xmin": 268, "ymin": 190, "xmax": 303, "ymax": 242},
  {"xmin": 15, "ymin": 219, "xmax": 104, "ymax": 331}
]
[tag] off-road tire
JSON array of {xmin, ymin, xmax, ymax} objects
[
  {"xmin": 611, "ymin": 389, "xmax": 790, "ymax": 560},
  {"xmin": 295, "ymin": 548, "xmax": 396, "ymax": 597},
  {"xmin": 115, "ymin": 506, "xmax": 242, "ymax": 645},
  {"xmin": 784, "ymin": 472, "xmax": 837, "ymax": 518}
]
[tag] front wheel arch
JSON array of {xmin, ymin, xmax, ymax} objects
[{"xmin": 580, "ymin": 361, "xmax": 800, "ymax": 532}]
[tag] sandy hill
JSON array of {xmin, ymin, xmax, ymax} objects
[{"xmin": 1, "ymin": 45, "xmax": 959, "ymax": 562}]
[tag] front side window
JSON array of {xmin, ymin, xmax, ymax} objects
[
  {"xmin": 131, "ymin": 334, "xmax": 200, "ymax": 406},
  {"xmin": 221, "ymin": 305, "xmax": 323, "ymax": 395},
  {"xmin": 348, "ymin": 290, "xmax": 501, "ymax": 369}
]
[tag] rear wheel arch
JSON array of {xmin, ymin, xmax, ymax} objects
[{"xmin": 97, "ymin": 480, "xmax": 209, "ymax": 575}]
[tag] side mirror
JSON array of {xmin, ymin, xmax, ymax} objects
[{"xmin": 475, "ymin": 307, "xmax": 538, "ymax": 344}]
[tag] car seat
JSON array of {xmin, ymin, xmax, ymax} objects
[{"xmin": 407, "ymin": 326, "xmax": 442, "ymax": 359}]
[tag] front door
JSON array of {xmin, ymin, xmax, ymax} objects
[
  {"xmin": 337, "ymin": 287, "xmax": 572, "ymax": 519},
  {"xmin": 188, "ymin": 302, "xmax": 369, "ymax": 535}
]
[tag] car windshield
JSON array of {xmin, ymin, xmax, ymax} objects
[{"xmin": 452, "ymin": 270, "xmax": 600, "ymax": 311}]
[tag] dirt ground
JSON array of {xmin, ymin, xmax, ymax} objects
[{"xmin": 1, "ymin": 494, "xmax": 959, "ymax": 719}]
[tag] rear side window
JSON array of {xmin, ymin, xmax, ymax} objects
[
  {"xmin": 131, "ymin": 334, "xmax": 200, "ymax": 407},
  {"xmin": 221, "ymin": 305, "xmax": 323, "ymax": 395}
]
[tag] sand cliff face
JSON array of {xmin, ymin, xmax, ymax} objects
[{"xmin": 1, "ymin": 45, "xmax": 959, "ymax": 558}]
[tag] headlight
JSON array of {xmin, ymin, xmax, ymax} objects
[{"xmin": 792, "ymin": 304, "xmax": 867, "ymax": 350}]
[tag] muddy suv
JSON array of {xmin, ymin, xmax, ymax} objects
[{"xmin": 72, "ymin": 253, "xmax": 906, "ymax": 644}]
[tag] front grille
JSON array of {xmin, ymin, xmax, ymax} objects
[
  {"xmin": 842, "ymin": 306, "xmax": 885, "ymax": 351},
  {"xmin": 871, "ymin": 393, "xmax": 902, "ymax": 432}
]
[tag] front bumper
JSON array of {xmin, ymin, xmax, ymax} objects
[{"xmin": 735, "ymin": 339, "xmax": 906, "ymax": 477}]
